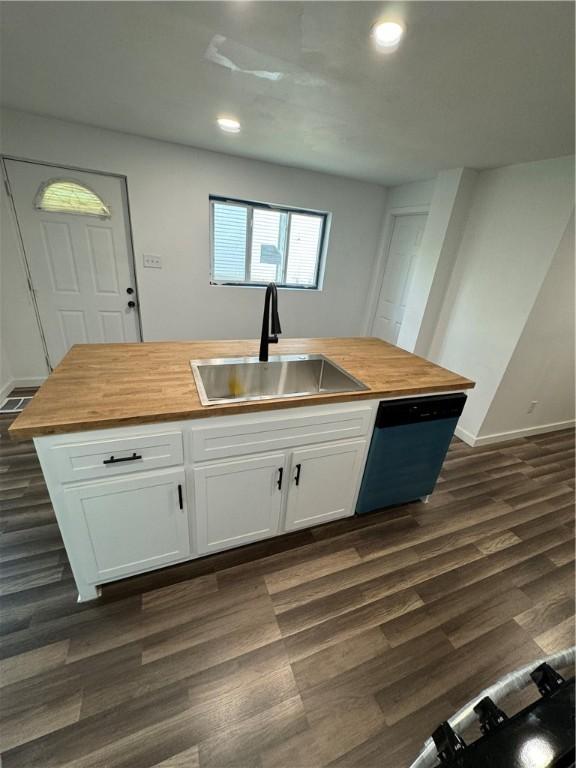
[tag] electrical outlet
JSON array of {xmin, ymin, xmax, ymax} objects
[
  {"xmin": 143, "ymin": 254, "xmax": 162, "ymax": 269},
  {"xmin": 527, "ymin": 400, "xmax": 539, "ymax": 414}
]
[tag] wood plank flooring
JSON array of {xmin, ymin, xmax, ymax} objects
[{"xmin": 1, "ymin": 396, "xmax": 574, "ymax": 767}]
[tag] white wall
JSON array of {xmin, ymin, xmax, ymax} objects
[
  {"xmin": 428, "ymin": 155, "xmax": 574, "ymax": 441},
  {"xmin": 385, "ymin": 179, "xmax": 436, "ymax": 210},
  {"xmin": 398, "ymin": 168, "xmax": 478, "ymax": 353},
  {"xmin": 369, "ymin": 170, "xmax": 479, "ymax": 354},
  {"xmin": 480, "ymin": 214, "xmax": 575, "ymax": 440},
  {"xmin": 1, "ymin": 108, "xmax": 387, "ymax": 381},
  {"xmin": 0, "ymin": 189, "xmax": 13, "ymax": 398}
]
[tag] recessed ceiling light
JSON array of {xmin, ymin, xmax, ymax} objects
[
  {"xmin": 372, "ymin": 21, "xmax": 404, "ymax": 49},
  {"xmin": 217, "ymin": 116, "xmax": 241, "ymax": 134}
]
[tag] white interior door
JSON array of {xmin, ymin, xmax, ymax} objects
[
  {"xmin": 372, "ymin": 213, "xmax": 428, "ymax": 345},
  {"xmin": 5, "ymin": 159, "xmax": 140, "ymax": 368}
]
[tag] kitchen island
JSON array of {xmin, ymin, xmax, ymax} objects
[{"xmin": 10, "ymin": 337, "xmax": 474, "ymax": 601}]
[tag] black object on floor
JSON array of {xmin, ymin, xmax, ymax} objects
[{"xmin": 432, "ymin": 666, "xmax": 575, "ymax": 767}]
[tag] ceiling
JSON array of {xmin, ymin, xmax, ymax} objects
[{"xmin": 1, "ymin": 1, "xmax": 574, "ymax": 185}]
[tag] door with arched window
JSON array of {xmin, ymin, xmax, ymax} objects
[{"xmin": 4, "ymin": 159, "xmax": 141, "ymax": 368}]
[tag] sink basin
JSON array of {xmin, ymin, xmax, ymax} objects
[{"xmin": 190, "ymin": 354, "xmax": 368, "ymax": 406}]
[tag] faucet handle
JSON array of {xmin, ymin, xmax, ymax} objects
[{"xmin": 271, "ymin": 312, "xmax": 282, "ymax": 336}]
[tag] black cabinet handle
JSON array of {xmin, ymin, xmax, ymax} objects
[
  {"xmin": 277, "ymin": 467, "xmax": 283, "ymax": 491},
  {"xmin": 178, "ymin": 484, "xmax": 183, "ymax": 510},
  {"xmin": 127, "ymin": 300, "xmax": 136, "ymax": 309},
  {"xmin": 294, "ymin": 463, "xmax": 302, "ymax": 486},
  {"xmin": 103, "ymin": 452, "xmax": 142, "ymax": 465},
  {"xmin": 126, "ymin": 287, "xmax": 134, "ymax": 295}
]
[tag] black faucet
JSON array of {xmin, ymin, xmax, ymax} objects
[{"xmin": 259, "ymin": 283, "xmax": 282, "ymax": 362}]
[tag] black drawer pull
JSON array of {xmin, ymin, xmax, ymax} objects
[
  {"xmin": 277, "ymin": 467, "xmax": 283, "ymax": 491},
  {"xmin": 294, "ymin": 463, "xmax": 302, "ymax": 486},
  {"xmin": 103, "ymin": 452, "xmax": 142, "ymax": 465},
  {"xmin": 178, "ymin": 484, "xmax": 184, "ymax": 510}
]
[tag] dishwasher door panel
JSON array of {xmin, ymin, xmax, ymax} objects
[{"xmin": 355, "ymin": 416, "xmax": 459, "ymax": 514}]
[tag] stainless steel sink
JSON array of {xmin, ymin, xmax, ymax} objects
[{"xmin": 190, "ymin": 354, "xmax": 368, "ymax": 406}]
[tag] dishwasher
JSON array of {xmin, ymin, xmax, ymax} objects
[{"xmin": 356, "ymin": 393, "xmax": 467, "ymax": 514}]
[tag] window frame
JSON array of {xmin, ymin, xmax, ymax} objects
[
  {"xmin": 209, "ymin": 195, "xmax": 330, "ymax": 290},
  {"xmin": 34, "ymin": 178, "xmax": 112, "ymax": 218}
]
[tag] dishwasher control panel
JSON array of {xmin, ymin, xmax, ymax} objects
[{"xmin": 376, "ymin": 393, "xmax": 467, "ymax": 428}]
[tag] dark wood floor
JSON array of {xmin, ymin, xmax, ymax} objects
[{"xmin": 0, "ymin": 395, "xmax": 574, "ymax": 767}]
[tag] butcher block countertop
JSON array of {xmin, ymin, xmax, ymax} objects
[{"xmin": 9, "ymin": 338, "xmax": 474, "ymax": 439}]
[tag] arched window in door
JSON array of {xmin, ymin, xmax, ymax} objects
[{"xmin": 34, "ymin": 179, "xmax": 111, "ymax": 218}]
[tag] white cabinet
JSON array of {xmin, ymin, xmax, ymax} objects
[
  {"xmin": 35, "ymin": 400, "xmax": 378, "ymax": 600},
  {"xmin": 284, "ymin": 439, "xmax": 367, "ymax": 531},
  {"xmin": 193, "ymin": 439, "xmax": 368, "ymax": 550},
  {"xmin": 63, "ymin": 468, "xmax": 190, "ymax": 583},
  {"xmin": 194, "ymin": 453, "xmax": 286, "ymax": 554}
]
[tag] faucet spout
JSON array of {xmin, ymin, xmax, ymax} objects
[{"xmin": 259, "ymin": 283, "xmax": 282, "ymax": 362}]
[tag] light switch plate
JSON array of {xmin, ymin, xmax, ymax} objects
[{"xmin": 143, "ymin": 254, "xmax": 162, "ymax": 269}]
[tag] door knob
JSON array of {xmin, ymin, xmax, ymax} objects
[
  {"xmin": 126, "ymin": 287, "xmax": 134, "ymax": 295},
  {"xmin": 127, "ymin": 300, "xmax": 136, "ymax": 309}
]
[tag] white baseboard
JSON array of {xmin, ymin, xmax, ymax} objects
[
  {"xmin": 12, "ymin": 376, "xmax": 46, "ymax": 389},
  {"xmin": 454, "ymin": 425, "xmax": 477, "ymax": 446},
  {"xmin": 0, "ymin": 376, "xmax": 46, "ymax": 402},
  {"xmin": 0, "ymin": 380, "xmax": 14, "ymax": 402},
  {"xmin": 455, "ymin": 420, "xmax": 575, "ymax": 447}
]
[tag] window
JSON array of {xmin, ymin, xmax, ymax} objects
[
  {"xmin": 35, "ymin": 179, "xmax": 111, "ymax": 218},
  {"xmin": 210, "ymin": 196, "xmax": 329, "ymax": 289}
]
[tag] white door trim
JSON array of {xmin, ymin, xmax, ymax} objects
[
  {"xmin": 2, "ymin": 158, "xmax": 52, "ymax": 373},
  {"xmin": 1, "ymin": 153, "xmax": 131, "ymax": 180},
  {"xmin": 365, "ymin": 205, "xmax": 430, "ymax": 337},
  {"xmin": 2, "ymin": 156, "xmax": 143, "ymax": 369}
]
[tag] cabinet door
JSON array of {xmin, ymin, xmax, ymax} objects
[
  {"xmin": 284, "ymin": 440, "xmax": 367, "ymax": 531},
  {"xmin": 63, "ymin": 469, "xmax": 190, "ymax": 583},
  {"xmin": 194, "ymin": 453, "xmax": 285, "ymax": 554}
]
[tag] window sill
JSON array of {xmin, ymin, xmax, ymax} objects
[{"xmin": 209, "ymin": 281, "xmax": 322, "ymax": 292}]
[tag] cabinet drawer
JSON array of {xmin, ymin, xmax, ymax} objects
[
  {"xmin": 190, "ymin": 406, "xmax": 373, "ymax": 462},
  {"xmin": 49, "ymin": 431, "xmax": 183, "ymax": 484}
]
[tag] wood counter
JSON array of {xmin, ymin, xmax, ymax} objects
[{"xmin": 9, "ymin": 337, "xmax": 474, "ymax": 439}]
